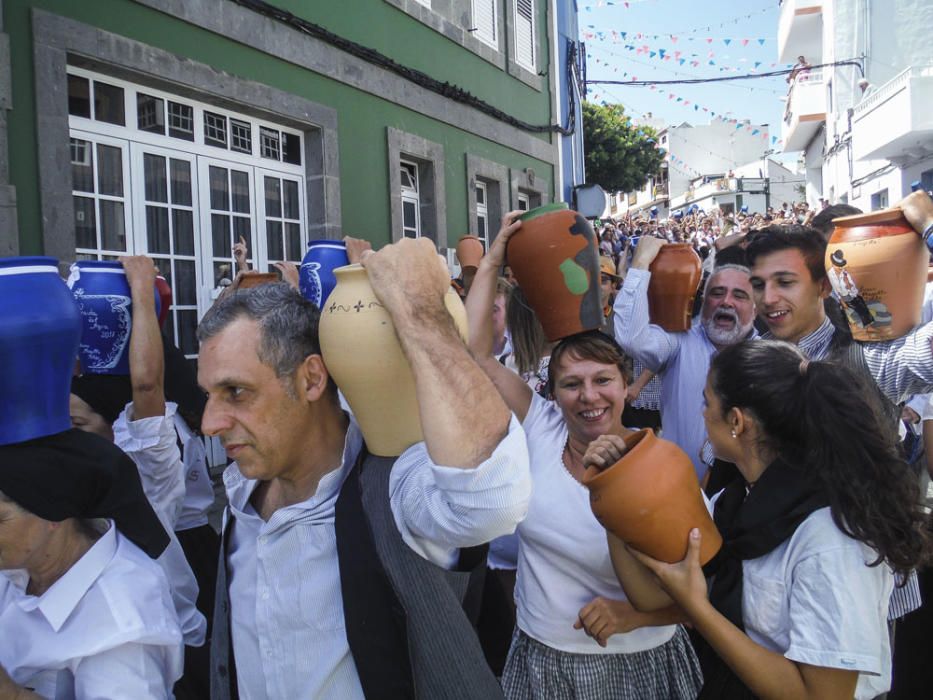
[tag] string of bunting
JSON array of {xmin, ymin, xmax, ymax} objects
[
  {"xmin": 583, "ymin": 31, "xmax": 789, "ymax": 72},
  {"xmin": 584, "ymin": 27, "xmax": 774, "ymax": 47},
  {"xmin": 579, "ymin": 2, "xmax": 775, "ymax": 34},
  {"xmin": 588, "ymin": 80, "xmax": 782, "ymax": 145},
  {"xmin": 585, "ymin": 84, "xmax": 785, "ymax": 175},
  {"xmin": 587, "ymin": 45, "xmax": 780, "ymax": 73},
  {"xmin": 587, "ymin": 44, "xmax": 785, "ymax": 94}
]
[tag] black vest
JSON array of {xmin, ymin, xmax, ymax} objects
[{"xmin": 210, "ymin": 449, "xmax": 502, "ymax": 700}]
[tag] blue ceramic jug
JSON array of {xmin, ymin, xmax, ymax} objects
[
  {"xmin": 0, "ymin": 257, "xmax": 81, "ymax": 445},
  {"xmin": 300, "ymin": 240, "xmax": 349, "ymax": 309},
  {"xmin": 68, "ymin": 261, "xmax": 161, "ymax": 375}
]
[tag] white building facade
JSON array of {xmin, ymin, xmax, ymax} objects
[
  {"xmin": 612, "ymin": 119, "xmax": 774, "ymax": 217},
  {"xmin": 780, "ymin": 0, "xmax": 933, "ymax": 210}
]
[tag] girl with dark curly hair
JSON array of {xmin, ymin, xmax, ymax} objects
[{"xmin": 588, "ymin": 339, "xmax": 932, "ymax": 700}]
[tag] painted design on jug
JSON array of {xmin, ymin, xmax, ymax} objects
[
  {"xmin": 827, "ymin": 247, "xmax": 892, "ymax": 331},
  {"xmin": 74, "ymin": 291, "xmax": 132, "ymax": 371},
  {"xmin": 569, "ymin": 213, "xmax": 604, "ymax": 332},
  {"xmin": 558, "ymin": 258, "xmax": 589, "ymax": 294},
  {"xmin": 300, "ymin": 261, "xmax": 323, "ymax": 308}
]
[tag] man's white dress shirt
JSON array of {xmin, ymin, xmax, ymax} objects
[{"xmin": 224, "ymin": 414, "xmax": 530, "ymax": 700}]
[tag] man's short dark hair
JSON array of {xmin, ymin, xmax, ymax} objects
[
  {"xmin": 197, "ymin": 283, "xmax": 330, "ymax": 396},
  {"xmin": 745, "ymin": 224, "xmax": 828, "ymax": 282},
  {"xmin": 810, "ymin": 204, "xmax": 863, "ymax": 238}
]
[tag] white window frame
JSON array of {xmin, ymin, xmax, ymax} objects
[
  {"xmin": 130, "ymin": 142, "xmax": 202, "ymax": 360},
  {"xmin": 472, "ymin": 0, "xmax": 499, "ymax": 50},
  {"xmin": 871, "ymin": 189, "xmax": 889, "ymax": 211},
  {"xmin": 257, "ymin": 168, "xmax": 307, "ymax": 266},
  {"xmin": 400, "ymin": 160, "xmax": 422, "ymax": 239},
  {"xmin": 67, "ymin": 67, "xmax": 309, "ymax": 356},
  {"xmin": 475, "ymin": 181, "xmax": 489, "ymax": 248},
  {"xmin": 514, "ymin": 0, "xmax": 536, "ymax": 71},
  {"xmin": 70, "ymin": 130, "xmax": 133, "ymax": 261},
  {"xmin": 517, "ymin": 192, "xmax": 530, "ymax": 211}
]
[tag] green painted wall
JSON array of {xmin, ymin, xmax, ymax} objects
[{"xmin": 4, "ymin": 0, "xmax": 555, "ymax": 253}]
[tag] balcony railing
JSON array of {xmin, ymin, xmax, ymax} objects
[
  {"xmin": 784, "ymin": 68, "xmax": 824, "ymax": 124},
  {"xmin": 853, "ymin": 66, "xmax": 918, "ymax": 118},
  {"xmin": 851, "ymin": 64, "xmax": 933, "ymax": 161}
]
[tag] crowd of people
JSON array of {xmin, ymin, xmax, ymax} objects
[{"xmin": 2, "ymin": 190, "xmax": 933, "ymax": 700}]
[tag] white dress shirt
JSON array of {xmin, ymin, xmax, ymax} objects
[
  {"xmin": 114, "ymin": 402, "xmax": 207, "ymax": 647},
  {"xmin": 172, "ymin": 412, "xmax": 214, "ymax": 531},
  {"xmin": 0, "ymin": 523, "xmax": 184, "ymax": 699},
  {"xmin": 224, "ymin": 413, "xmax": 531, "ymax": 700},
  {"xmin": 614, "ymin": 268, "xmax": 758, "ymax": 478},
  {"xmin": 515, "ymin": 393, "xmax": 677, "ymax": 653},
  {"xmin": 708, "ymin": 495, "xmax": 893, "ymax": 700}
]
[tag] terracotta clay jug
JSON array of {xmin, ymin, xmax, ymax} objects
[
  {"xmin": 826, "ymin": 209, "xmax": 926, "ymax": 342},
  {"xmin": 507, "ymin": 203, "xmax": 603, "ymax": 341},
  {"xmin": 456, "ymin": 235, "xmax": 485, "ymax": 272},
  {"xmin": 319, "ymin": 263, "xmax": 469, "ymax": 456},
  {"xmin": 647, "ymin": 243, "xmax": 702, "ymax": 332},
  {"xmin": 582, "ymin": 429, "xmax": 722, "ymax": 565}
]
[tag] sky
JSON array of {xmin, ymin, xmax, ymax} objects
[{"xmin": 579, "ymin": 0, "xmax": 793, "ymax": 161}]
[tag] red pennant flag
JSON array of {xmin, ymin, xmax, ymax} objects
[{"xmin": 741, "ymin": 38, "xmax": 750, "ymax": 46}]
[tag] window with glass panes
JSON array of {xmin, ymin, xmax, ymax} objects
[
  {"xmin": 71, "ymin": 132, "xmax": 131, "ymax": 261},
  {"xmin": 66, "ymin": 67, "xmax": 308, "ymax": 360},
  {"xmin": 475, "ymin": 181, "xmax": 489, "ymax": 249},
  {"xmin": 400, "ymin": 160, "xmax": 421, "ymax": 239}
]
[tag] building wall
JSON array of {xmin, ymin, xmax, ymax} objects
[
  {"xmin": 665, "ymin": 121, "xmax": 770, "ymax": 200},
  {"xmin": 799, "ymin": 0, "xmax": 933, "ymax": 208},
  {"xmin": 1, "ymin": 0, "xmax": 559, "ymax": 361},
  {"xmin": 3, "ymin": 0, "xmax": 558, "ymax": 258}
]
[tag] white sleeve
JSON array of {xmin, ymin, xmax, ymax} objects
[
  {"xmin": 784, "ymin": 547, "xmax": 893, "ymax": 675},
  {"xmin": 389, "ymin": 415, "xmax": 531, "ymax": 567},
  {"xmin": 613, "ymin": 268, "xmax": 683, "ymax": 372},
  {"xmin": 861, "ymin": 321, "xmax": 933, "ymax": 404},
  {"xmin": 113, "ymin": 402, "xmax": 186, "ymax": 529},
  {"xmin": 921, "ymin": 394, "xmax": 933, "ymax": 422},
  {"xmin": 72, "ymin": 642, "xmax": 181, "ymax": 700}
]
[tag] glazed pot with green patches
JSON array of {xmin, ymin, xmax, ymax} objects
[
  {"xmin": 647, "ymin": 243, "xmax": 702, "ymax": 332},
  {"xmin": 506, "ymin": 203, "xmax": 602, "ymax": 341}
]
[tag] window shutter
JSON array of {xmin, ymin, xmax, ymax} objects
[
  {"xmin": 515, "ymin": 0, "xmax": 535, "ymax": 70},
  {"xmin": 473, "ymin": 0, "xmax": 498, "ymax": 47}
]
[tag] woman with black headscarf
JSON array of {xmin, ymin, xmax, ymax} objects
[
  {"xmin": 0, "ymin": 428, "xmax": 183, "ymax": 698},
  {"xmin": 588, "ymin": 340, "xmax": 933, "ymax": 699}
]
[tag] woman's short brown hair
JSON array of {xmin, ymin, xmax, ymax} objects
[{"xmin": 546, "ymin": 330, "xmax": 633, "ymax": 397}]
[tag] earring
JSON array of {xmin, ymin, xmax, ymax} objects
[{"xmin": 730, "ymin": 429, "xmax": 737, "ymax": 439}]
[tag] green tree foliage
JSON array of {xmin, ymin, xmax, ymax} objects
[{"xmin": 582, "ymin": 102, "xmax": 665, "ymax": 194}]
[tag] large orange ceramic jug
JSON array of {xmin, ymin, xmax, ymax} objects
[
  {"xmin": 456, "ymin": 235, "xmax": 485, "ymax": 272},
  {"xmin": 582, "ymin": 429, "xmax": 722, "ymax": 565},
  {"xmin": 319, "ymin": 263, "xmax": 469, "ymax": 456},
  {"xmin": 826, "ymin": 209, "xmax": 927, "ymax": 342},
  {"xmin": 647, "ymin": 243, "xmax": 702, "ymax": 332},
  {"xmin": 507, "ymin": 203, "xmax": 603, "ymax": 341}
]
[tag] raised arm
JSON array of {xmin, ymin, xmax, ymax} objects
[
  {"xmin": 464, "ymin": 212, "xmax": 535, "ymax": 422},
  {"xmin": 860, "ymin": 190, "xmax": 933, "ymax": 402},
  {"xmin": 122, "ymin": 256, "xmax": 164, "ymax": 420},
  {"xmin": 361, "ymin": 238, "xmax": 511, "ymax": 469},
  {"xmin": 613, "ymin": 236, "xmax": 683, "ymax": 371}
]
